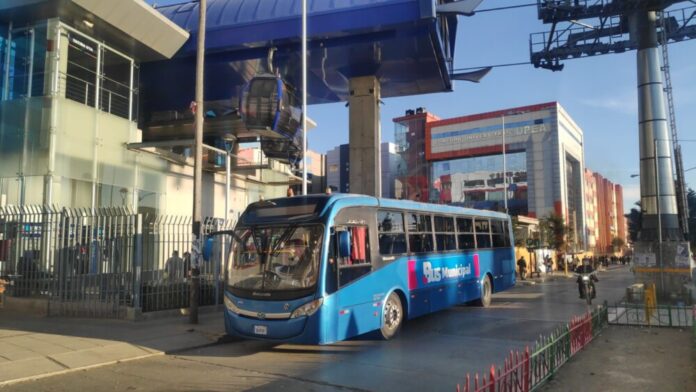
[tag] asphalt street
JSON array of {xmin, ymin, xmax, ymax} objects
[{"xmin": 3, "ymin": 267, "xmax": 635, "ymax": 392}]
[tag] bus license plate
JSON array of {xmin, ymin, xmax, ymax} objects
[{"xmin": 254, "ymin": 325, "xmax": 268, "ymax": 335}]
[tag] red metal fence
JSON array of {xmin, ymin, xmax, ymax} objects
[{"xmin": 457, "ymin": 305, "xmax": 608, "ymax": 392}]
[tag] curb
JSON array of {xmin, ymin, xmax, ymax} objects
[{"xmin": 0, "ymin": 336, "xmax": 225, "ymax": 387}]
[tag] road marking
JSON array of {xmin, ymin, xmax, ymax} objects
[{"xmin": 492, "ymin": 293, "xmax": 544, "ymax": 299}]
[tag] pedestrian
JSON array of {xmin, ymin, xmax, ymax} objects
[
  {"xmin": 544, "ymin": 255, "xmax": 552, "ymax": 274},
  {"xmin": 287, "ymin": 187, "xmax": 294, "ymax": 197},
  {"xmin": 517, "ymin": 256, "xmax": 527, "ymax": 280},
  {"xmin": 165, "ymin": 250, "xmax": 184, "ymax": 281}
]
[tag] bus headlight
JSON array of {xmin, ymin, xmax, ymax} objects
[
  {"xmin": 224, "ymin": 296, "xmax": 242, "ymax": 314},
  {"xmin": 290, "ymin": 298, "xmax": 323, "ymax": 319}
]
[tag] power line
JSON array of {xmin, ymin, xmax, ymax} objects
[{"xmin": 476, "ymin": 3, "xmax": 538, "ymax": 13}]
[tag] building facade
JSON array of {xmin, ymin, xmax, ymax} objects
[
  {"xmin": 586, "ymin": 170, "xmax": 628, "ymax": 254},
  {"xmin": 0, "ymin": 1, "xmax": 299, "ymax": 220},
  {"xmin": 326, "ymin": 142, "xmax": 399, "ymax": 197},
  {"xmin": 394, "ymin": 102, "xmax": 587, "ymax": 249}
]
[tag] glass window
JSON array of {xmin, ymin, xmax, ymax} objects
[
  {"xmin": 458, "ymin": 233, "xmax": 476, "ymax": 249},
  {"xmin": 475, "ymin": 218, "xmax": 491, "ymax": 248},
  {"xmin": 339, "ymin": 226, "xmax": 372, "ymax": 287},
  {"xmin": 378, "ymin": 211, "xmax": 407, "ymax": 255},
  {"xmin": 407, "ymin": 213, "xmax": 433, "ymax": 253},
  {"xmin": 456, "ymin": 217, "xmax": 473, "ymax": 233},
  {"xmin": 407, "ymin": 213, "xmax": 432, "ymax": 232},
  {"xmin": 434, "ymin": 215, "xmax": 456, "ymax": 251},
  {"xmin": 228, "ymin": 225, "xmax": 324, "ymax": 291}
]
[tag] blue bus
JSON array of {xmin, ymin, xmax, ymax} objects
[{"xmin": 216, "ymin": 194, "xmax": 515, "ymax": 344}]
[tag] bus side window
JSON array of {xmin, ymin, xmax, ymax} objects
[{"xmin": 338, "ymin": 226, "xmax": 371, "ymax": 287}]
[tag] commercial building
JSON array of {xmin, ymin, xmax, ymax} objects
[
  {"xmin": 395, "ymin": 102, "xmax": 588, "ymax": 249},
  {"xmin": 326, "ymin": 142, "xmax": 399, "ymax": 198},
  {"xmin": 0, "ymin": 0, "xmax": 301, "ymax": 219}
]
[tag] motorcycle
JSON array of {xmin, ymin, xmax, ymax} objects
[{"xmin": 575, "ymin": 272, "xmax": 597, "ymax": 305}]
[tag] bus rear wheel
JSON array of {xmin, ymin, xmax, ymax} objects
[
  {"xmin": 476, "ymin": 276, "xmax": 492, "ymax": 307},
  {"xmin": 380, "ymin": 292, "xmax": 403, "ymax": 340}
]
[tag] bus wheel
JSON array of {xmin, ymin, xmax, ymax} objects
[
  {"xmin": 476, "ymin": 276, "xmax": 492, "ymax": 307},
  {"xmin": 380, "ymin": 292, "xmax": 403, "ymax": 340}
]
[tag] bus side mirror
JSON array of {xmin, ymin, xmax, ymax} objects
[
  {"xmin": 338, "ymin": 230, "xmax": 351, "ymax": 258},
  {"xmin": 203, "ymin": 236, "xmax": 214, "ymax": 262}
]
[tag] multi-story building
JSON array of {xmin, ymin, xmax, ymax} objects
[
  {"xmin": 584, "ymin": 169, "xmax": 599, "ymax": 250},
  {"xmin": 0, "ymin": 0, "xmax": 301, "ymax": 219},
  {"xmin": 326, "ymin": 142, "xmax": 399, "ymax": 197},
  {"xmin": 393, "ymin": 108, "xmax": 439, "ymax": 202},
  {"xmin": 394, "ymin": 102, "xmax": 587, "ymax": 249},
  {"xmin": 586, "ymin": 170, "xmax": 628, "ymax": 254}
]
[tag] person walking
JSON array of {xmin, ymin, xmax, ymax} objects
[{"xmin": 517, "ymin": 256, "xmax": 527, "ymax": 280}]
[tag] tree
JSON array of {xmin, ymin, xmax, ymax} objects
[
  {"xmin": 688, "ymin": 188, "xmax": 696, "ymax": 251},
  {"xmin": 611, "ymin": 237, "xmax": 625, "ymax": 253},
  {"xmin": 540, "ymin": 213, "xmax": 570, "ymax": 255},
  {"xmin": 625, "ymin": 201, "xmax": 642, "ymax": 243}
]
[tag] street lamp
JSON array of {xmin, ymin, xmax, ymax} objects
[
  {"xmin": 301, "ymin": 0, "xmax": 308, "ymax": 195},
  {"xmin": 501, "ymin": 110, "xmax": 525, "ymax": 215}
]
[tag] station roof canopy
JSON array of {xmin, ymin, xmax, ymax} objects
[
  {"xmin": 143, "ymin": 0, "xmax": 459, "ymax": 112},
  {"xmin": 0, "ymin": 0, "xmax": 189, "ymax": 61}
]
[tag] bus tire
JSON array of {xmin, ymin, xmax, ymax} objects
[
  {"xmin": 380, "ymin": 292, "xmax": 403, "ymax": 340},
  {"xmin": 476, "ymin": 275, "xmax": 492, "ymax": 307}
]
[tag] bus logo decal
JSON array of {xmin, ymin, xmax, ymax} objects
[
  {"xmin": 257, "ymin": 312, "xmax": 266, "ymax": 319},
  {"xmin": 423, "ymin": 261, "xmax": 471, "ymax": 284}
]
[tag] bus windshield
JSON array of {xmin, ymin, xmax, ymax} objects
[{"xmin": 227, "ymin": 225, "xmax": 324, "ymax": 293}]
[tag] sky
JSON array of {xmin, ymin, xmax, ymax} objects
[{"xmin": 149, "ymin": 0, "xmax": 696, "ymax": 212}]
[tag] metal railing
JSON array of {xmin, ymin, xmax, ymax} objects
[
  {"xmin": 457, "ymin": 305, "xmax": 608, "ymax": 392},
  {"xmin": 0, "ymin": 206, "xmax": 233, "ymax": 318},
  {"xmin": 607, "ymin": 301, "xmax": 695, "ymax": 329}
]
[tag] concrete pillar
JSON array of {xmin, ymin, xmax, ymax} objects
[{"xmin": 348, "ymin": 76, "xmax": 381, "ymax": 197}]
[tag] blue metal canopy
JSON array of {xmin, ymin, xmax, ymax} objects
[{"xmin": 141, "ymin": 0, "xmax": 457, "ymax": 119}]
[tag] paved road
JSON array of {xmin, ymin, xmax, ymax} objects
[{"xmin": 4, "ymin": 267, "xmax": 634, "ymax": 392}]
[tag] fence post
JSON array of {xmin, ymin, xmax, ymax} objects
[
  {"xmin": 488, "ymin": 365, "xmax": 495, "ymax": 392},
  {"xmin": 131, "ymin": 214, "xmax": 143, "ymax": 318},
  {"xmin": 523, "ymin": 346, "xmax": 530, "ymax": 392}
]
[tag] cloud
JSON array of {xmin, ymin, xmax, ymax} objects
[{"xmin": 578, "ymin": 93, "xmax": 637, "ymax": 115}]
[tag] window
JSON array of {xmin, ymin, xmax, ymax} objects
[
  {"xmin": 434, "ymin": 215, "xmax": 456, "ymax": 251},
  {"xmin": 491, "ymin": 219, "xmax": 507, "ymax": 247},
  {"xmin": 475, "ymin": 219, "xmax": 491, "ymax": 248},
  {"xmin": 338, "ymin": 226, "xmax": 371, "ymax": 287},
  {"xmin": 407, "ymin": 213, "xmax": 433, "ymax": 253},
  {"xmin": 378, "ymin": 211, "xmax": 407, "ymax": 255},
  {"xmin": 64, "ymin": 30, "xmax": 137, "ymax": 120},
  {"xmin": 456, "ymin": 217, "xmax": 475, "ymax": 250}
]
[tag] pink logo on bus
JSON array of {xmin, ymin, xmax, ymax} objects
[{"xmin": 473, "ymin": 254, "xmax": 480, "ymax": 278}]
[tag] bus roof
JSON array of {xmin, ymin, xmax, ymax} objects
[{"xmin": 246, "ymin": 194, "xmax": 510, "ymax": 223}]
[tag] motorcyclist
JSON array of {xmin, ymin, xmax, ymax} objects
[{"xmin": 575, "ymin": 258, "xmax": 598, "ymax": 299}]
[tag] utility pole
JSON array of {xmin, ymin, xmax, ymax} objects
[
  {"xmin": 301, "ymin": 0, "xmax": 308, "ymax": 195},
  {"xmin": 190, "ymin": 0, "xmax": 206, "ymax": 324}
]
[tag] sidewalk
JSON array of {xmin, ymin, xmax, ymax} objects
[
  {"xmin": 518, "ymin": 264, "xmax": 629, "ymax": 286},
  {"xmin": 540, "ymin": 325, "xmax": 695, "ymax": 391},
  {"xmin": 0, "ymin": 308, "xmax": 227, "ymax": 387}
]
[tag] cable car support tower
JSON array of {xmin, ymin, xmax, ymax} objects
[{"xmin": 530, "ymin": 0, "xmax": 696, "ymax": 299}]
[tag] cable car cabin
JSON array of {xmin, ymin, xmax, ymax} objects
[
  {"xmin": 261, "ymin": 137, "xmax": 302, "ymax": 166},
  {"xmin": 240, "ymin": 74, "xmax": 302, "ymax": 140}
]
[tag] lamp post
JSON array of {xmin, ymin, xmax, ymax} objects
[
  {"xmin": 654, "ymin": 138, "xmax": 665, "ymax": 296},
  {"xmin": 301, "ymin": 0, "xmax": 308, "ymax": 195},
  {"xmin": 502, "ymin": 115, "xmax": 507, "ymax": 214},
  {"xmin": 500, "ymin": 110, "xmax": 525, "ymax": 215}
]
